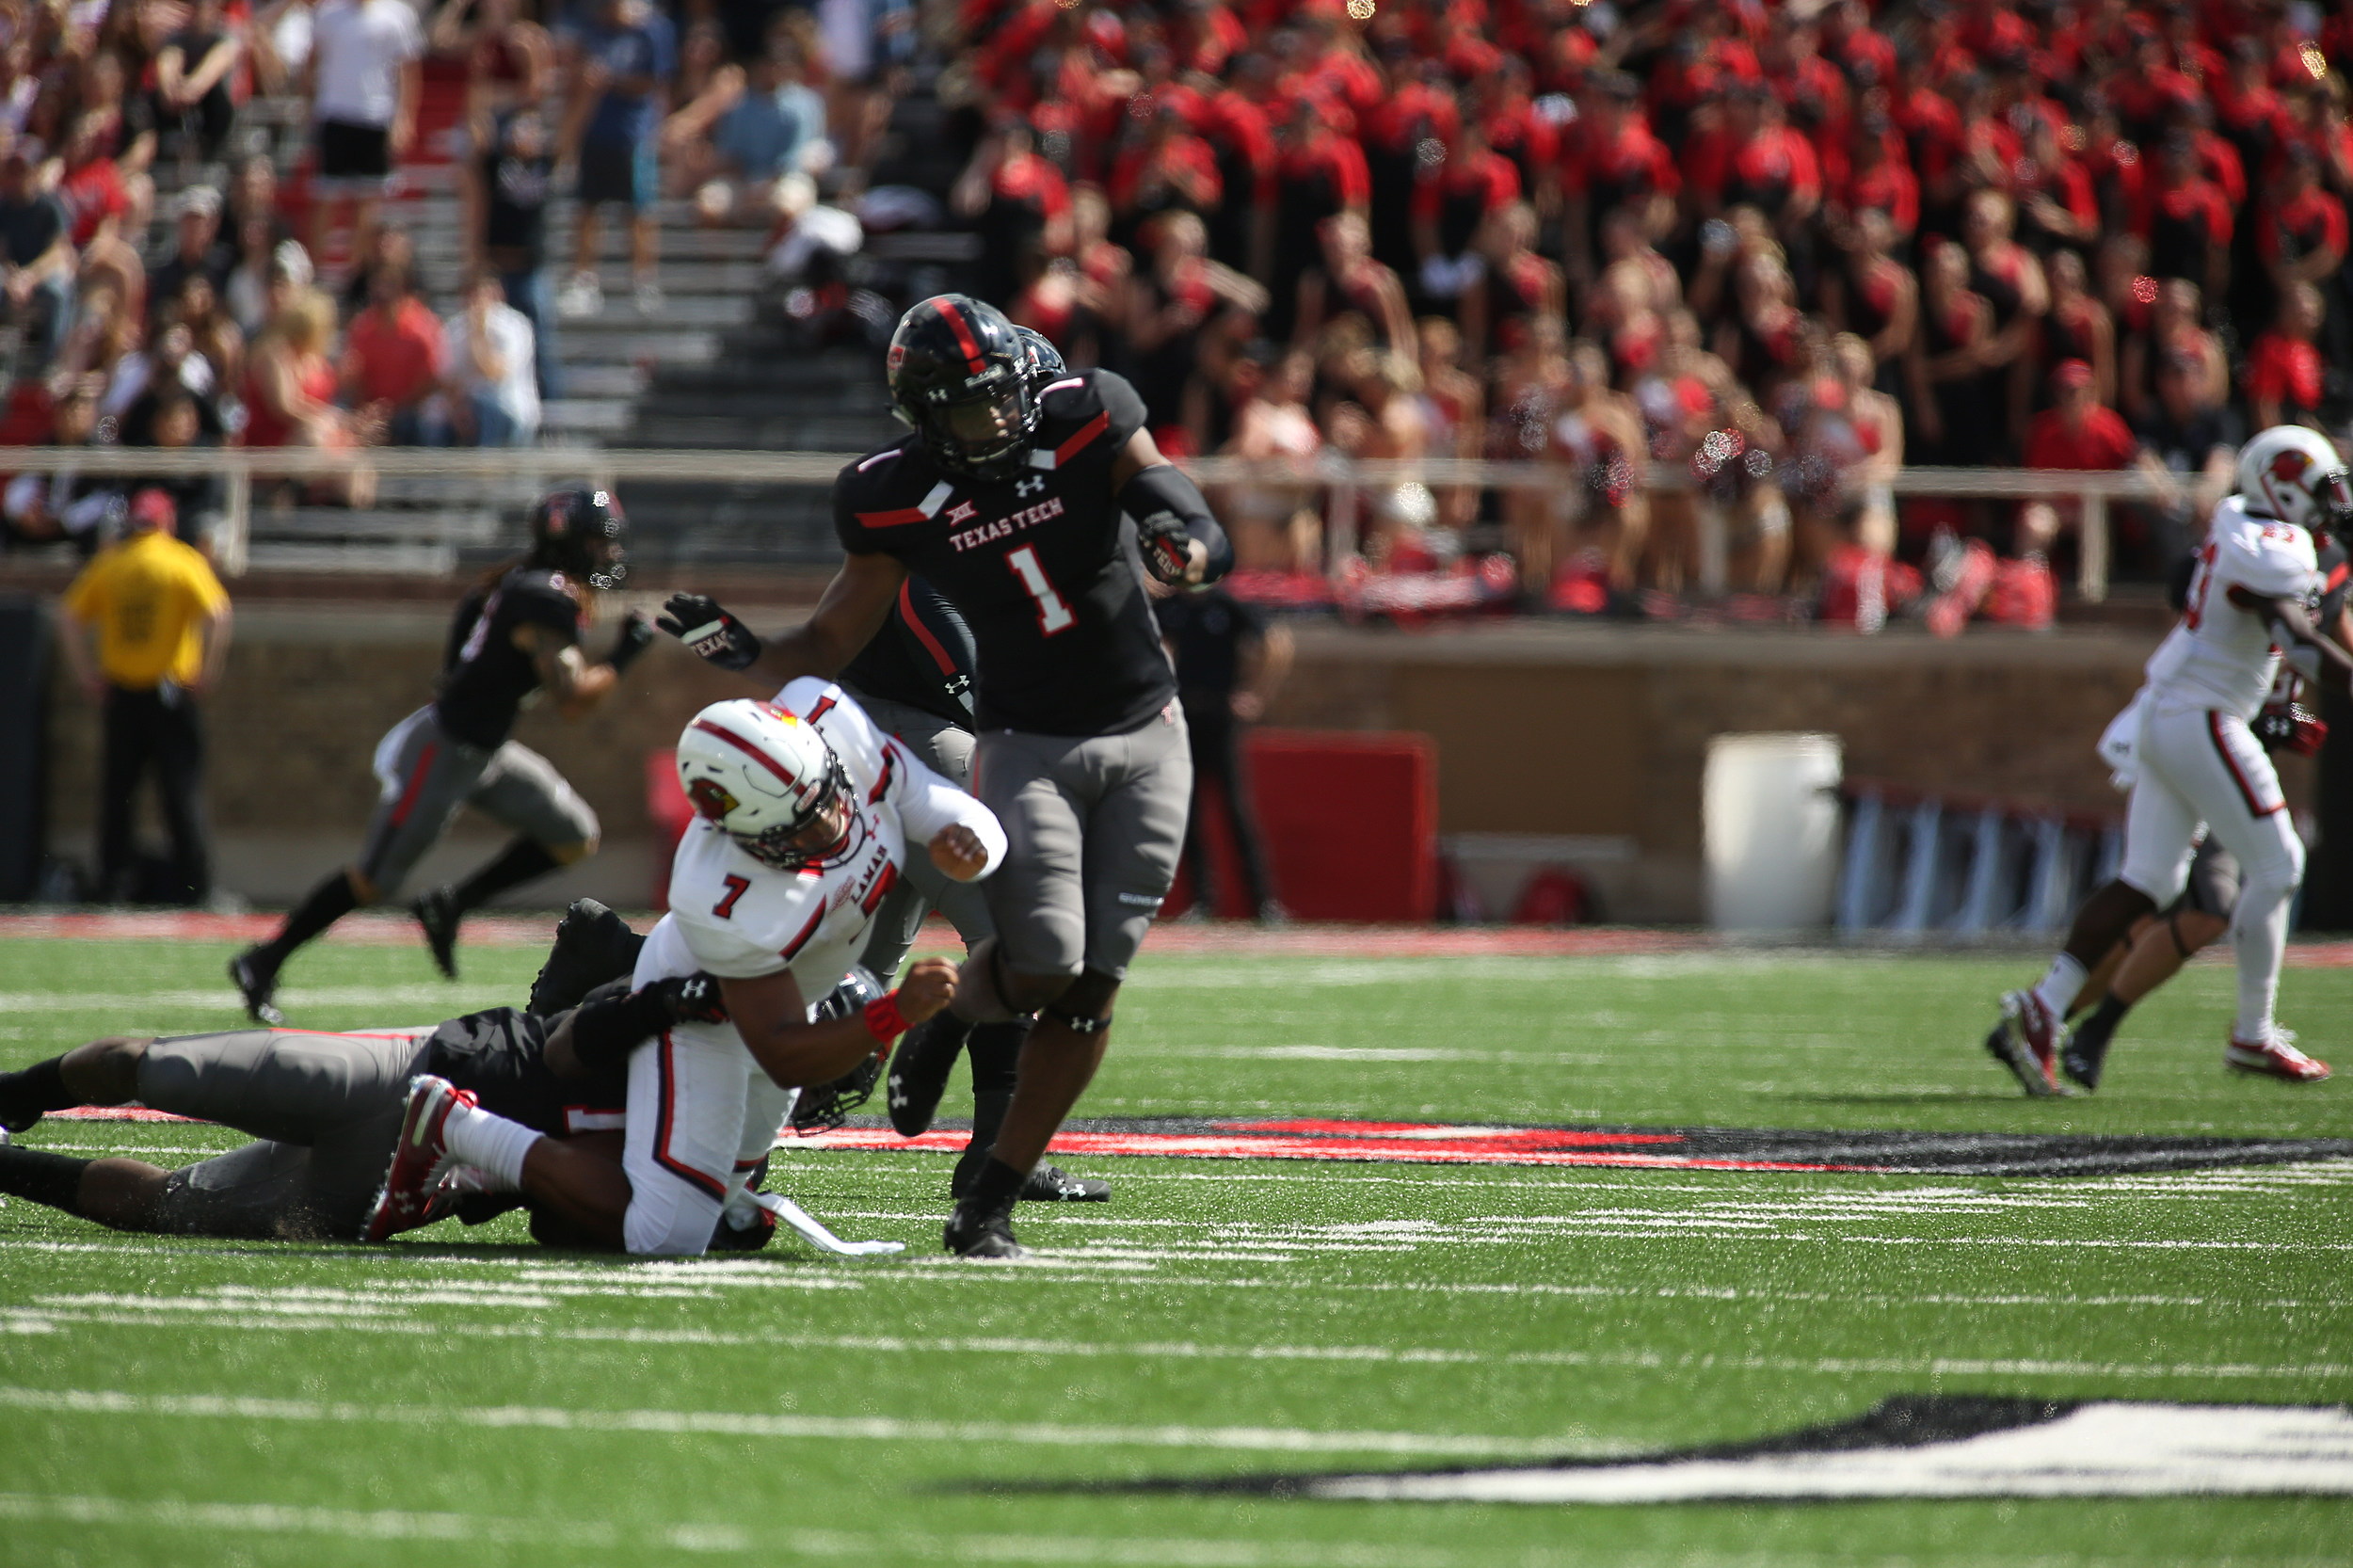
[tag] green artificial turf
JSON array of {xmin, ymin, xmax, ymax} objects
[{"xmin": 0, "ymin": 932, "xmax": 2347, "ymax": 1567}]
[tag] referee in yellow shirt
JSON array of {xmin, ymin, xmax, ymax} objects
[{"xmin": 58, "ymin": 488, "xmax": 232, "ymax": 904}]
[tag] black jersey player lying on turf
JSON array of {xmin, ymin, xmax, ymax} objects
[
  {"xmin": 230, "ymin": 490, "xmax": 656, "ymax": 1025},
  {"xmin": 657, "ymin": 296, "xmax": 1232, "ymax": 1258},
  {"xmin": 0, "ymin": 900, "xmax": 874, "ymax": 1251}
]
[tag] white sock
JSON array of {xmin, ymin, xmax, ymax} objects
[
  {"xmin": 2031, "ymin": 953, "xmax": 2088, "ymax": 1020},
  {"xmin": 438, "ymin": 1100, "xmax": 541, "ymax": 1191},
  {"xmin": 2233, "ymin": 883, "xmax": 2295, "ymax": 1043}
]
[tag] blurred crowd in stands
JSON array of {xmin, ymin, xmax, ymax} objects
[
  {"xmin": 0, "ymin": 0, "xmax": 884, "ymax": 557},
  {"xmin": 948, "ymin": 0, "xmax": 2353, "ymax": 623},
  {"xmin": 2, "ymin": 0, "xmax": 2349, "ymax": 629}
]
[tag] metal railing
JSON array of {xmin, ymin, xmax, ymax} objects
[{"xmin": 0, "ymin": 445, "xmax": 2173, "ymax": 599}]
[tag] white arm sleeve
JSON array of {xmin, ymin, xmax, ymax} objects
[{"xmin": 887, "ymin": 738, "xmax": 1007, "ymax": 881}]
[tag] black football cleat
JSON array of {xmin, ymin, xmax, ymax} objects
[
  {"xmin": 525, "ymin": 898, "xmax": 646, "ymax": 1016},
  {"xmin": 944, "ymin": 1199, "xmax": 1026, "ymax": 1259},
  {"xmin": 413, "ymin": 888, "xmax": 462, "ymax": 980},
  {"xmin": 2061, "ymin": 1014, "xmax": 2117, "ymax": 1093},
  {"xmin": 228, "ymin": 949, "xmax": 286, "ymax": 1026},
  {"xmin": 952, "ymin": 1155, "xmax": 1111, "ymax": 1203},
  {"xmin": 708, "ymin": 1205, "xmax": 779, "ymax": 1253},
  {"xmin": 887, "ymin": 1012, "xmax": 971, "ymax": 1137}
]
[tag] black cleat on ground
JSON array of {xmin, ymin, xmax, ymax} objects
[
  {"xmin": 707, "ymin": 1206, "xmax": 779, "ymax": 1253},
  {"xmin": 887, "ymin": 1013, "xmax": 972, "ymax": 1138},
  {"xmin": 229, "ymin": 949, "xmax": 286, "ymax": 1026},
  {"xmin": 413, "ymin": 888, "xmax": 462, "ymax": 980},
  {"xmin": 2061, "ymin": 1016, "xmax": 2116, "ymax": 1093},
  {"xmin": 952, "ymin": 1156, "xmax": 1111, "ymax": 1203},
  {"xmin": 944, "ymin": 1199, "xmax": 1026, "ymax": 1258},
  {"xmin": 525, "ymin": 898, "xmax": 647, "ymax": 1016}
]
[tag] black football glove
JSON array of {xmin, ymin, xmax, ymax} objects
[
  {"xmin": 2254, "ymin": 702, "xmax": 2329, "ymax": 758},
  {"xmin": 652, "ymin": 970, "xmax": 729, "ymax": 1027},
  {"xmin": 1134, "ymin": 511, "xmax": 1194, "ymax": 585},
  {"xmin": 656, "ymin": 592, "xmax": 762, "ymax": 671},
  {"xmin": 787, "ymin": 1051, "xmax": 885, "ymax": 1134},
  {"xmin": 608, "ymin": 611, "xmax": 657, "ymax": 673}
]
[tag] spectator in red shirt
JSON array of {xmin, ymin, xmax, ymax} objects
[
  {"xmin": 1198, "ymin": 54, "xmax": 1280, "ymax": 276},
  {"xmin": 1413, "ymin": 118, "xmax": 1520, "ymax": 306},
  {"xmin": 1270, "ymin": 99, "xmax": 1369, "ymax": 334},
  {"xmin": 1106, "ymin": 104, "xmax": 1223, "ymax": 240},
  {"xmin": 1560, "ymin": 72, "xmax": 1677, "ymax": 280},
  {"xmin": 2024, "ymin": 358, "xmax": 2143, "ymax": 473},
  {"xmin": 340, "ymin": 264, "xmax": 445, "ymax": 446},
  {"xmin": 2258, "ymin": 143, "xmax": 2348, "ymax": 296},
  {"xmin": 952, "ymin": 120, "xmax": 1074, "ymax": 308},
  {"xmin": 2245, "ymin": 281, "xmax": 2329, "ymax": 431},
  {"xmin": 2129, "ymin": 130, "xmax": 2234, "ymax": 296}
]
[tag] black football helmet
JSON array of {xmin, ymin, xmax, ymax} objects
[
  {"xmin": 1014, "ymin": 324, "xmax": 1066, "ymax": 392},
  {"xmin": 528, "ymin": 488, "xmax": 628, "ymax": 590},
  {"xmin": 887, "ymin": 295, "xmax": 1038, "ymax": 480}
]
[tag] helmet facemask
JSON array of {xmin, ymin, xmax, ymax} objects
[
  {"xmin": 732, "ymin": 754, "xmax": 864, "ymax": 872},
  {"xmin": 919, "ymin": 370, "xmax": 1036, "ymax": 481}
]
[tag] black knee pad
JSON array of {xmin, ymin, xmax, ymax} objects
[{"xmin": 1042, "ymin": 970, "xmax": 1120, "ymax": 1033}]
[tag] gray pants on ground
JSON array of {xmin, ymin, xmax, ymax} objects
[
  {"xmin": 973, "ymin": 702, "xmax": 1192, "ymax": 982},
  {"xmin": 846, "ymin": 689, "xmax": 994, "ymax": 981},
  {"xmin": 360, "ymin": 707, "xmax": 600, "ymax": 897},
  {"xmin": 137, "ymin": 1027, "xmax": 433, "ymax": 1240}
]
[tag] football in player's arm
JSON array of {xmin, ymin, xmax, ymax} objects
[
  {"xmin": 374, "ymin": 686, "xmax": 1007, "ymax": 1256},
  {"xmin": 1986, "ymin": 426, "xmax": 2353, "ymax": 1096}
]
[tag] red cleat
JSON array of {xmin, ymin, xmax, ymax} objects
[
  {"xmin": 2226, "ymin": 1030, "xmax": 2331, "ymax": 1083},
  {"xmin": 360, "ymin": 1075, "xmax": 474, "ymax": 1242},
  {"xmin": 1986, "ymin": 990, "xmax": 2069, "ymax": 1097}
]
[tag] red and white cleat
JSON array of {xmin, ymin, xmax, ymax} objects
[
  {"xmin": 360, "ymin": 1074, "xmax": 475, "ymax": 1242},
  {"xmin": 1986, "ymin": 989, "xmax": 2069, "ymax": 1097},
  {"xmin": 2226, "ymin": 1029, "xmax": 2332, "ymax": 1083}
]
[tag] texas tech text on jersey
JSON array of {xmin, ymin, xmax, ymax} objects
[{"xmin": 832, "ymin": 369, "xmax": 1175, "ymax": 738}]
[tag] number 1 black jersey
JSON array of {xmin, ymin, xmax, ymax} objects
[{"xmin": 831, "ymin": 369, "xmax": 1175, "ymax": 737}]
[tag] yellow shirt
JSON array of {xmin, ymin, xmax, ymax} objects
[{"xmin": 61, "ymin": 530, "xmax": 230, "ymax": 691}]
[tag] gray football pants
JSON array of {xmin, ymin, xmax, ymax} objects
[{"xmin": 136, "ymin": 1027, "xmax": 433, "ymax": 1240}]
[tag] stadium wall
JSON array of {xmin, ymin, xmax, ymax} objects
[{"xmin": 39, "ymin": 605, "xmax": 2178, "ymax": 921}]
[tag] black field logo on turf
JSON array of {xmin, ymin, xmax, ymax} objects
[
  {"xmin": 795, "ymin": 1116, "xmax": 2353, "ymax": 1178},
  {"xmin": 1051, "ymin": 1398, "xmax": 2353, "ymax": 1503}
]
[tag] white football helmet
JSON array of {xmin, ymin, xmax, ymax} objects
[
  {"xmin": 675, "ymin": 698, "xmax": 859, "ymax": 871},
  {"xmin": 2236, "ymin": 424, "xmax": 2353, "ymax": 537}
]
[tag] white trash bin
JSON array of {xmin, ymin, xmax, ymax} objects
[{"xmin": 1705, "ymin": 733, "xmax": 1844, "ymax": 932}]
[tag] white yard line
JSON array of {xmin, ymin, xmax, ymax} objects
[
  {"xmin": 0, "ymin": 1494, "xmax": 1503, "ymax": 1567},
  {"xmin": 0, "ymin": 984, "xmax": 506, "ymax": 1016},
  {"xmin": 0, "ymin": 1384, "xmax": 1568, "ymax": 1457}
]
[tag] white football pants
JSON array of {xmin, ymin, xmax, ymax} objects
[
  {"xmin": 619, "ymin": 1021, "xmax": 797, "ymax": 1256},
  {"xmin": 2118, "ymin": 703, "xmax": 2305, "ymax": 1040}
]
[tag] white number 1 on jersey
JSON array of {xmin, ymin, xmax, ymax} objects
[{"xmin": 1006, "ymin": 544, "xmax": 1076, "ymax": 634}]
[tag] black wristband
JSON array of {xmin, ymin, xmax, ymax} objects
[{"xmin": 566, "ymin": 985, "xmax": 674, "ymax": 1076}]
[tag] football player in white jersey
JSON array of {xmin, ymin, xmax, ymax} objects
[
  {"xmin": 1986, "ymin": 425, "xmax": 2353, "ymax": 1094},
  {"xmin": 365, "ymin": 686, "xmax": 1008, "ymax": 1255}
]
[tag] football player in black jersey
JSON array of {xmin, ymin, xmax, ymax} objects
[
  {"xmin": 230, "ymin": 490, "xmax": 655, "ymax": 1025},
  {"xmin": 0, "ymin": 901, "xmax": 720, "ymax": 1243},
  {"xmin": 659, "ymin": 296, "xmax": 1230, "ymax": 1256},
  {"xmin": 2058, "ymin": 536, "xmax": 2353, "ymax": 1089}
]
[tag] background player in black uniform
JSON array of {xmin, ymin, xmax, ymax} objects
[
  {"xmin": 0, "ymin": 901, "xmax": 712, "ymax": 1242},
  {"xmin": 1153, "ymin": 581, "xmax": 1294, "ymax": 924},
  {"xmin": 659, "ymin": 295, "xmax": 1230, "ymax": 1256},
  {"xmin": 2059, "ymin": 535, "xmax": 2353, "ymax": 1088},
  {"xmin": 230, "ymin": 490, "xmax": 654, "ymax": 1024}
]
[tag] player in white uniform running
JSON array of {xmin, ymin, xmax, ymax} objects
[
  {"xmin": 1987, "ymin": 425, "xmax": 2353, "ymax": 1094},
  {"xmin": 364, "ymin": 685, "xmax": 1008, "ymax": 1255}
]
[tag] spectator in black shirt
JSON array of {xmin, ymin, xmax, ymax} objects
[
  {"xmin": 153, "ymin": 0, "xmax": 244, "ymax": 165},
  {"xmin": 483, "ymin": 110, "xmax": 560, "ymax": 398},
  {"xmin": 147, "ymin": 185, "xmax": 235, "ymax": 328},
  {"xmin": 1154, "ymin": 584, "xmax": 1292, "ymax": 922},
  {"xmin": 0, "ymin": 141, "xmax": 75, "ymax": 369},
  {"xmin": 2132, "ymin": 348, "xmax": 2242, "ymax": 563}
]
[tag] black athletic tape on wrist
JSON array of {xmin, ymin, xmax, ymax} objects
[
  {"xmin": 567, "ymin": 985, "xmax": 676, "ymax": 1075},
  {"xmin": 609, "ymin": 623, "xmax": 655, "ymax": 674}
]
